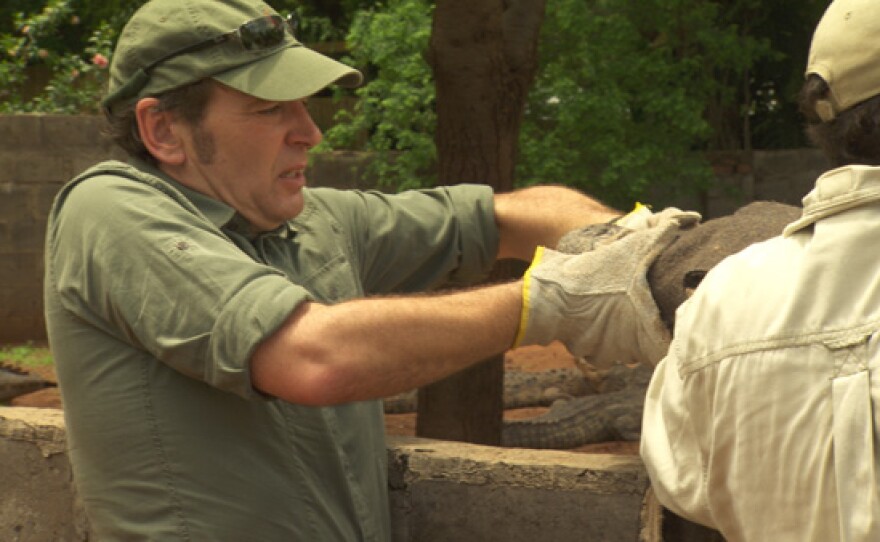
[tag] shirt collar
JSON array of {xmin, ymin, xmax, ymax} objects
[
  {"xmin": 225, "ymin": 213, "xmax": 296, "ymax": 240},
  {"xmin": 784, "ymin": 165, "xmax": 880, "ymax": 236},
  {"xmin": 131, "ymin": 158, "xmax": 296, "ymax": 238}
]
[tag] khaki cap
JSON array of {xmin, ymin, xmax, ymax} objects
[
  {"xmin": 103, "ymin": 0, "xmax": 362, "ymax": 113},
  {"xmin": 806, "ymin": 0, "xmax": 880, "ymax": 122}
]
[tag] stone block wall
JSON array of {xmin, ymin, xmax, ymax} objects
[
  {"xmin": 0, "ymin": 115, "xmax": 127, "ymax": 344},
  {"xmin": 697, "ymin": 149, "xmax": 829, "ymax": 217},
  {"xmin": 1, "ymin": 408, "xmax": 724, "ymax": 542},
  {"xmin": 0, "ymin": 114, "xmax": 830, "ymax": 343}
]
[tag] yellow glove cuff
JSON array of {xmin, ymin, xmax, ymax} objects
[
  {"xmin": 513, "ymin": 245, "xmax": 546, "ymax": 348},
  {"xmin": 610, "ymin": 202, "xmax": 649, "ymax": 225}
]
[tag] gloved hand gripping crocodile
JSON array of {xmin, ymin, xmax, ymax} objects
[{"xmin": 385, "ymin": 201, "xmax": 802, "ymax": 449}]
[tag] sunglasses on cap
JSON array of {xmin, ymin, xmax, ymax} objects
[{"xmin": 102, "ymin": 13, "xmax": 298, "ymax": 112}]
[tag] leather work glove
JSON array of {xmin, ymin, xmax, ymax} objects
[
  {"xmin": 556, "ymin": 204, "xmax": 701, "ymax": 255},
  {"xmin": 612, "ymin": 203, "xmax": 702, "ymax": 231},
  {"xmin": 513, "ymin": 218, "xmax": 689, "ymax": 367},
  {"xmin": 555, "ymin": 222, "xmax": 631, "ymax": 254}
]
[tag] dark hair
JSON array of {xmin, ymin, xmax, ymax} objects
[
  {"xmin": 103, "ymin": 79, "xmax": 216, "ymax": 165},
  {"xmin": 799, "ymin": 74, "xmax": 880, "ymax": 167}
]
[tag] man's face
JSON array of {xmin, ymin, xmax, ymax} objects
[{"xmin": 170, "ymin": 82, "xmax": 323, "ymax": 231}]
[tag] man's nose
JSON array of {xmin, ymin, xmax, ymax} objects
[{"xmin": 286, "ymin": 101, "xmax": 323, "ymax": 148}]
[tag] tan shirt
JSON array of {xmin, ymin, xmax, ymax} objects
[
  {"xmin": 44, "ymin": 159, "xmax": 499, "ymax": 541},
  {"xmin": 641, "ymin": 165, "xmax": 880, "ymax": 542}
]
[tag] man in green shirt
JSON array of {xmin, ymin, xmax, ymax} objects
[{"xmin": 44, "ymin": 0, "xmax": 694, "ymax": 539}]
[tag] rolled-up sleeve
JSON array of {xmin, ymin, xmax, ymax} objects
[
  {"xmin": 305, "ymin": 184, "xmax": 499, "ymax": 294},
  {"xmin": 48, "ymin": 175, "xmax": 309, "ymax": 399}
]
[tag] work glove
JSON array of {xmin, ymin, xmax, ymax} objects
[
  {"xmin": 555, "ymin": 222, "xmax": 631, "ymax": 254},
  {"xmin": 556, "ymin": 204, "xmax": 701, "ymax": 254},
  {"xmin": 513, "ymin": 210, "xmax": 699, "ymax": 367},
  {"xmin": 612, "ymin": 203, "xmax": 702, "ymax": 231}
]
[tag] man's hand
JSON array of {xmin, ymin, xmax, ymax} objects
[
  {"xmin": 556, "ymin": 205, "xmax": 701, "ymax": 255},
  {"xmin": 513, "ymin": 208, "xmax": 700, "ymax": 367},
  {"xmin": 556, "ymin": 222, "xmax": 631, "ymax": 254},
  {"xmin": 614, "ymin": 204, "xmax": 702, "ymax": 231}
]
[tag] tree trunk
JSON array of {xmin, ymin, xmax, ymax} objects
[{"xmin": 416, "ymin": 0, "xmax": 546, "ymax": 445}]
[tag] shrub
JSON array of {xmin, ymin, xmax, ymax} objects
[{"xmin": 0, "ymin": 0, "xmax": 121, "ymax": 114}]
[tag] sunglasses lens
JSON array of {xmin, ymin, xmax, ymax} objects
[{"xmin": 239, "ymin": 15, "xmax": 287, "ymax": 50}]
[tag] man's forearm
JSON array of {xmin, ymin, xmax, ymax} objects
[
  {"xmin": 250, "ymin": 281, "xmax": 523, "ymax": 405},
  {"xmin": 494, "ymin": 185, "xmax": 621, "ymax": 260}
]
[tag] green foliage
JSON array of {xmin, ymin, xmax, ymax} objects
[
  {"xmin": 743, "ymin": 0, "xmax": 829, "ymax": 149},
  {"xmin": 275, "ymin": 0, "xmax": 382, "ymax": 42},
  {"xmin": 517, "ymin": 0, "xmax": 778, "ymax": 208},
  {"xmin": 0, "ymin": 0, "xmax": 830, "ymax": 204},
  {"xmin": 0, "ymin": 0, "xmax": 353, "ymax": 114},
  {"xmin": 275, "ymin": 2, "xmax": 347, "ymax": 43},
  {"xmin": 318, "ymin": 0, "xmax": 437, "ymax": 191},
  {"xmin": 319, "ymin": 0, "xmax": 804, "ymax": 205},
  {"xmin": 0, "ymin": 0, "xmax": 130, "ymax": 114},
  {"xmin": 0, "ymin": 343, "xmax": 54, "ymax": 367}
]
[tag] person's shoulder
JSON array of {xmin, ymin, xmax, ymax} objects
[
  {"xmin": 54, "ymin": 161, "xmax": 193, "ymax": 230},
  {"xmin": 708, "ymin": 234, "xmax": 795, "ymax": 282},
  {"xmin": 672, "ymin": 235, "xmax": 800, "ymax": 360},
  {"xmin": 62, "ymin": 168, "xmax": 160, "ymax": 211},
  {"xmin": 683, "ymin": 234, "xmax": 793, "ymax": 314}
]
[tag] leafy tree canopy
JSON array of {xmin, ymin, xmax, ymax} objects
[{"xmin": 0, "ymin": 0, "xmax": 830, "ymax": 206}]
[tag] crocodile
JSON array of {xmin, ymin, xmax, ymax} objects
[
  {"xmin": 0, "ymin": 363, "xmax": 57, "ymax": 403},
  {"xmin": 499, "ymin": 201, "xmax": 804, "ymax": 449},
  {"xmin": 502, "ymin": 362, "xmax": 652, "ymax": 448},
  {"xmin": 394, "ymin": 201, "xmax": 802, "ymax": 450},
  {"xmin": 384, "ymin": 367, "xmax": 592, "ymax": 414}
]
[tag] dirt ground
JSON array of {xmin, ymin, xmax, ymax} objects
[{"xmin": 7, "ymin": 343, "xmax": 638, "ymax": 455}]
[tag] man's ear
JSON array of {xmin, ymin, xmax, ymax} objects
[{"xmin": 135, "ymin": 98, "xmax": 186, "ymax": 166}]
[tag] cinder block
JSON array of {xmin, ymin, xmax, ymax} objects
[
  {"xmin": 10, "ymin": 151, "xmax": 72, "ymax": 185},
  {"xmin": 33, "ymin": 182, "xmax": 65, "ymax": 221},
  {"xmin": 0, "ymin": 252, "xmax": 44, "ymax": 341},
  {"xmin": 0, "ymin": 115, "xmax": 43, "ymax": 149},
  {"xmin": 0, "ymin": 286, "xmax": 42, "ymax": 313},
  {"xmin": 0, "ymin": 183, "xmax": 32, "ymax": 221},
  {"xmin": 704, "ymin": 175, "xmax": 750, "ymax": 219},
  {"xmin": 0, "ymin": 271, "xmax": 44, "ymax": 341},
  {"xmin": 387, "ymin": 436, "xmax": 657, "ymax": 542},
  {"xmin": 2, "ymin": 218, "xmax": 47, "ymax": 253},
  {"xmin": 0, "ymin": 407, "xmax": 90, "ymax": 541},
  {"xmin": 0, "ymin": 247, "xmax": 43, "ymax": 269},
  {"xmin": 0, "ymin": 315, "xmax": 47, "ymax": 343},
  {"xmin": 753, "ymin": 149, "xmax": 828, "ymax": 205},
  {"xmin": 0, "ymin": 408, "xmax": 724, "ymax": 541},
  {"xmin": 71, "ymin": 149, "xmax": 128, "ymax": 178},
  {"xmin": 39, "ymin": 115, "xmax": 111, "ymax": 150}
]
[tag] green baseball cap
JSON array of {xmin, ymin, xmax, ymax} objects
[
  {"xmin": 103, "ymin": 0, "xmax": 362, "ymax": 114},
  {"xmin": 806, "ymin": 0, "xmax": 880, "ymax": 122}
]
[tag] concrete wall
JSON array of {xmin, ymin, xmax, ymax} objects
[
  {"xmin": 697, "ymin": 149, "xmax": 830, "ymax": 217},
  {"xmin": 0, "ymin": 408, "xmax": 88, "ymax": 541},
  {"xmin": 1, "ymin": 116, "xmax": 126, "ymax": 344},
  {"xmin": 0, "ymin": 114, "xmax": 829, "ymax": 344},
  {"xmin": 2, "ymin": 406, "xmax": 725, "ymax": 542}
]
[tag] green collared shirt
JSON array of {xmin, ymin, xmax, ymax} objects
[{"xmin": 44, "ymin": 159, "xmax": 499, "ymax": 541}]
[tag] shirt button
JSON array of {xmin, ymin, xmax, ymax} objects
[{"xmin": 176, "ymin": 241, "xmax": 190, "ymax": 251}]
